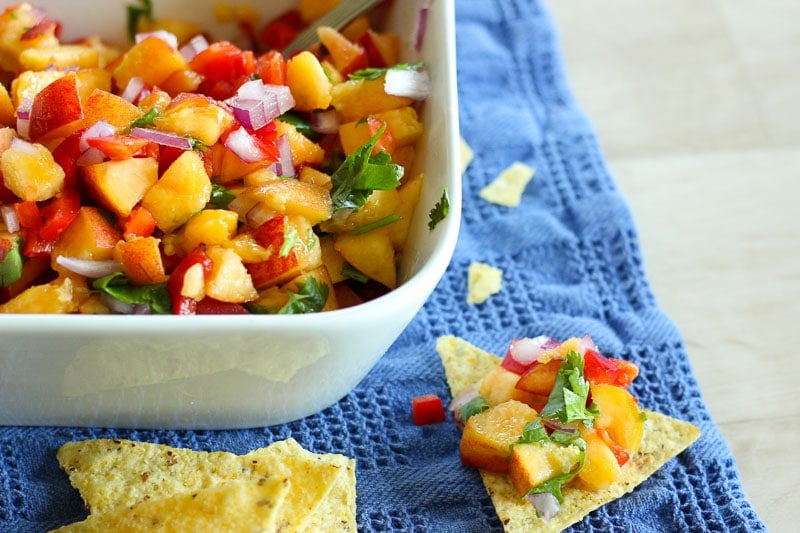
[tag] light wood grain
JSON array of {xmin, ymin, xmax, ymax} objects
[{"xmin": 549, "ymin": 1, "xmax": 800, "ymax": 530}]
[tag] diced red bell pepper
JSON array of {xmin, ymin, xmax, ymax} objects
[
  {"xmin": 254, "ymin": 50, "xmax": 286, "ymax": 85},
  {"xmin": 411, "ymin": 394, "xmax": 446, "ymax": 425},
  {"xmin": 38, "ymin": 189, "xmax": 80, "ymax": 241},
  {"xmin": 191, "ymin": 42, "xmax": 255, "ymax": 100},
  {"xmin": 196, "ymin": 297, "xmax": 250, "ymax": 314},
  {"xmin": 583, "ymin": 348, "xmax": 639, "ymax": 388},
  {"xmin": 86, "ymin": 135, "xmax": 154, "ymax": 160},
  {"xmin": 258, "ymin": 10, "xmax": 304, "ymax": 52},
  {"xmin": 122, "ymin": 205, "xmax": 157, "ymax": 239},
  {"xmin": 597, "ymin": 427, "xmax": 631, "ymax": 466},
  {"xmin": 51, "ymin": 129, "xmax": 85, "ymax": 190},
  {"xmin": 13, "ymin": 201, "xmax": 41, "ymax": 229},
  {"xmin": 166, "ymin": 246, "xmax": 213, "ymax": 315}
]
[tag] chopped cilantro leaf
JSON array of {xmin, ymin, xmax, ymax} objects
[
  {"xmin": 92, "ymin": 272, "xmax": 171, "ymax": 314},
  {"xmin": 209, "ymin": 184, "xmax": 236, "ymax": 209},
  {"xmin": 349, "ymin": 62, "xmax": 426, "ymax": 81},
  {"xmin": 127, "ymin": 0, "xmax": 153, "ymax": 42},
  {"xmin": 329, "ymin": 124, "xmax": 403, "ymax": 214},
  {"xmin": 459, "ymin": 396, "xmax": 490, "ymax": 425},
  {"xmin": 0, "ymin": 238, "xmax": 23, "ymax": 287},
  {"xmin": 527, "ymin": 438, "xmax": 586, "ymax": 504},
  {"xmin": 245, "ymin": 278, "xmax": 328, "ymax": 315},
  {"xmin": 129, "ymin": 108, "xmax": 158, "ymax": 129},
  {"xmin": 517, "ymin": 419, "xmax": 550, "ymax": 446},
  {"xmin": 539, "ymin": 350, "xmax": 600, "ymax": 425},
  {"xmin": 277, "ymin": 277, "xmax": 329, "ymax": 314},
  {"xmin": 280, "ymin": 225, "xmax": 299, "ymax": 257},
  {"xmin": 428, "ymin": 187, "xmax": 450, "ymax": 230},
  {"xmin": 352, "ymin": 214, "xmax": 403, "ymax": 235},
  {"xmin": 341, "ymin": 263, "xmax": 369, "ymax": 283}
]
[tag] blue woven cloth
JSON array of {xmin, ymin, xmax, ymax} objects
[{"xmin": 0, "ymin": 0, "xmax": 766, "ymax": 531}]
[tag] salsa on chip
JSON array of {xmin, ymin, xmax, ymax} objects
[{"xmin": 437, "ymin": 334, "xmax": 700, "ymax": 531}]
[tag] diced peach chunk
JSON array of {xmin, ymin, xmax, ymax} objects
[
  {"xmin": 509, "ymin": 441, "xmax": 582, "ymax": 496},
  {"xmin": 114, "ymin": 237, "xmax": 168, "ymax": 285},
  {"xmin": 460, "ymin": 400, "xmax": 539, "ymax": 473},
  {"xmin": 83, "ymin": 157, "xmax": 159, "ymax": 217},
  {"xmin": 141, "ymin": 150, "xmax": 211, "ymax": 232},
  {"xmin": 591, "ymin": 384, "xmax": 644, "ymax": 455},
  {"xmin": 0, "ymin": 138, "xmax": 64, "ymax": 201},
  {"xmin": 286, "ymin": 51, "xmax": 332, "ymax": 111}
]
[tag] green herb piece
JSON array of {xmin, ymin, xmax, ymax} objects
[
  {"xmin": 127, "ymin": 0, "xmax": 153, "ymax": 42},
  {"xmin": 129, "ymin": 108, "xmax": 158, "ymax": 129},
  {"xmin": 0, "ymin": 238, "xmax": 23, "ymax": 287},
  {"xmin": 280, "ymin": 225, "xmax": 299, "ymax": 257},
  {"xmin": 527, "ymin": 438, "xmax": 586, "ymax": 504},
  {"xmin": 330, "ymin": 124, "xmax": 403, "ymax": 214},
  {"xmin": 279, "ymin": 111, "xmax": 320, "ymax": 140},
  {"xmin": 189, "ymin": 136, "xmax": 208, "ymax": 152},
  {"xmin": 539, "ymin": 350, "xmax": 600, "ymax": 425},
  {"xmin": 341, "ymin": 263, "xmax": 369, "ymax": 283},
  {"xmin": 349, "ymin": 62, "xmax": 426, "ymax": 81},
  {"xmin": 428, "ymin": 186, "xmax": 450, "ymax": 230},
  {"xmin": 459, "ymin": 396, "xmax": 491, "ymax": 425},
  {"xmin": 92, "ymin": 272, "xmax": 171, "ymax": 314},
  {"xmin": 517, "ymin": 419, "xmax": 550, "ymax": 447},
  {"xmin": 352, "ymin": 214, "xmax": 403, "ymax": 235},
  {"xmin": 277, "ymin": 277, "xmax": 329, "ymax": 314},
  {"xmin": 305, "ymin": 228, "xmax": 317, "ymax": 251},
  {"xmin": 209, "ymin": 184, "xmax": 236, "ymax": 209},
  {"xmin": 248, "ymin": 278, "xmax": 329, "ymax": 315}
]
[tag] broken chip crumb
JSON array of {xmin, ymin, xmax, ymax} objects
[
  {"xmin": 460, "ymin": 136, "xmax": 474, "ymax": 174},
  {"xmin": 467, "ymin": 262, "xmax": 503, "ymax": 305},
  {"xmin": 479, "ymin": 161, "xmax": 535, "ymax": 207}
]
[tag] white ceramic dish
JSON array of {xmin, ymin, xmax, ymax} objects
[{"xmin": 0, "ymin": 0, "xmax": 460, "ymax": 429}]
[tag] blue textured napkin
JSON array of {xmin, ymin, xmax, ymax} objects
[{"xmin": 0, "ymin": 1, "xmax": 766, "ymax": 531}]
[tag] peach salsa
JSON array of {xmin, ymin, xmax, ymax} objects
[{"xmin": 0, "ymin": 1, "xmax": 443, "ymax": 314}]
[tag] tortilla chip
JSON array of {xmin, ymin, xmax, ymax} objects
[
  {"xmin": 479, "ymin": 161, "xmax": 535, "ymax": 207},
  {"xmin": 467, "ymin": 262, "xmax": 503, "ymax": 305},
  {"xmin": 436, "ymin": 335, "xmax": 701, "ymax": 532},
  {"xmin": 254, "ymin": 439, "xmax": 357, "ymax": 532},
  {"xmin": 50, "ymin": 476, "xmax": 290, "ymax": 532},
  {"xmin": 56, "ymin": 437, "xmax": 356, "ymax": 532}
]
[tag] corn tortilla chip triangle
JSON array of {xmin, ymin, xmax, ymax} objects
[
  {"xmin": 56, "ymin": 437, "xmax": 356, "ymax": 532},
  {"xmin": 436, "ymin": 335, "xmax": 701, "ymax": 532},
  {"xmin": 50, "ymin": 476, "xmax": 290, "ymax": 533}
]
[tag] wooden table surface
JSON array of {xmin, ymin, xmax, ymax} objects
[{"xmin": 549, "ymin": 1, "xmax": 799, "ymax": 530}]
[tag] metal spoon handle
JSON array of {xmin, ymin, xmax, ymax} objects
[{"xmin": 282, "ymin": 0, "xmax": 384, "ymax": 55}]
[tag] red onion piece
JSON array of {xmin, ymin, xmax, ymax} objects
[
  {"xmin": 245, "ymin": 203, "xmax": 273, "ymax": 228},
  {"xmin": 76, "ymin": 147, "xmax": 106, "ymax": 167},
  {"xmin": 384, "ymin": 68, "xmax": 431, "ymax": 100},
  {"xmin": 9, "ymin": 137, "xmax": 38, "ymax": 154},
  {"xmin": 224, "ymin": 126, "xmax": 264, "ymax": 163},
  {"xmin": 80, "ymin": 120, "xmax": 116, "ymax": 152},
  {"xmin": 232, "ymin": 97, "xmax": 275, "ymax": 131},
  {"xmin": 509, "ymin": 336, "xmax": 552, "ymax": 366},
  {"xmin": 16, "ymin": 98, "xmax": 32, "ymax": 120},
  {"xmin": 311, "ymin": 109, "xmax": 339, "ymax": 134},
  {"xmin": 415, "ymin": 0, "xmax": 433, "ymax": 52},
  {"xmin": 121, "ymin": 76, "xmax": 145, "ymax": 103},
  {"xmin": 136, "ymin": 30, "xmax": 179, "ymax": 50},
  {"xmin": 1, "ymin": 205, "xmax": 20, "ymax": 233},
  {"xmin": 577, "ymin": 334, "xmax": 597, "ymax": 355},
  {"xmin": 526, "ymin": 492, "xmax": 560, "ymax": 522},
  {"xmin": 179, "ymin": 34, "xmax": 209, "ymax": 62},
  {"xmin": 55, "ymin": 256, "xmax": 122, "ymax": 278},
  {"xmin": 130, "ymin": 127, "xmax": 193, "ymax": 151},
  {"xmin": 99, "ymin": 292, "xmax": 136, "ymax": 314},
  {"xmin": 229, "ymin": 81, "xmax": 295, "ymax": 131},
  {"xmin": 269, "ymin": 134, "xmax": 294, "ymax": 178}
]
